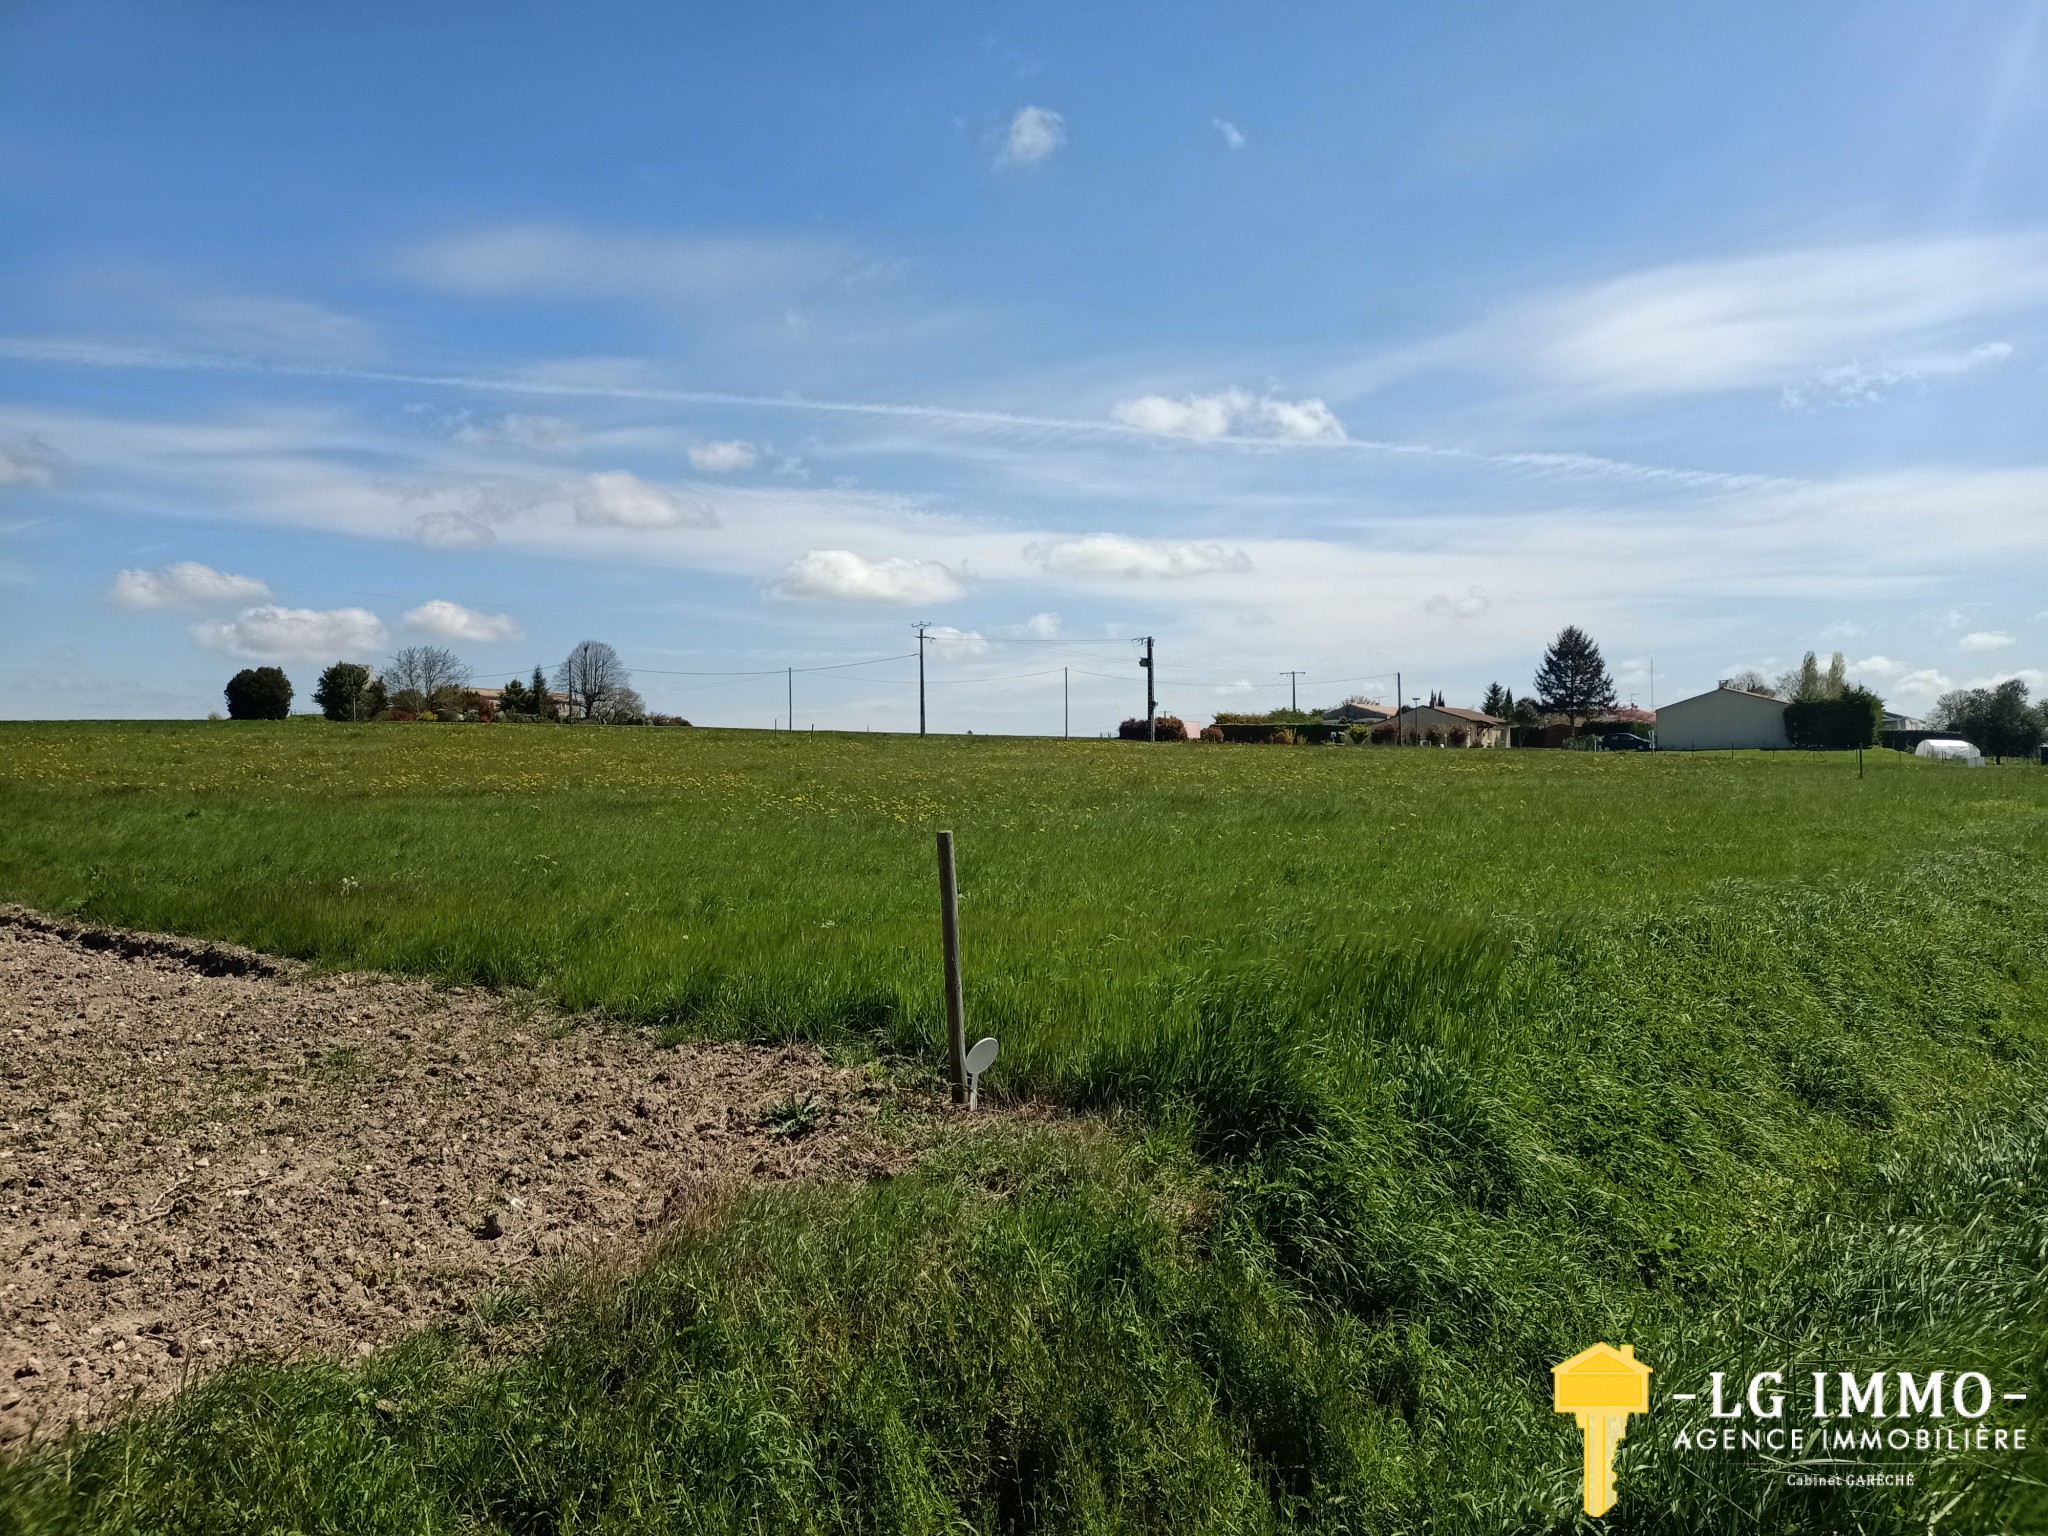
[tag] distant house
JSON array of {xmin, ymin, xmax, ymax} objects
[
  {"xmin": 1881, "ymin": 710, "xmax": 1925, "ymax": 731},
  {"xmin": 1655, "ymin": 682, "xmax": 1789, "ymax": 750},
  {"xmin": 1394, "ymin": 703, "xmax": 1508, "ymax": 747},
  {"xmin": 471, "ymin": 686, "xmax": 574, "ymax": 719}
]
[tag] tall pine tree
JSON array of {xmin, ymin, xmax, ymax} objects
[
  {"xmin": 1533, "ymin": 626, "xmax": 1616, "ymax": 728},
  {"xmin": 1481, "ymin": 682, "xmax": 1509, "ymax": 718}
]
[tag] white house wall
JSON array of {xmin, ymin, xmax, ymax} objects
[{"xmin": 1656, "ymin": 689, "xmax": 1791, "ymax": 751}]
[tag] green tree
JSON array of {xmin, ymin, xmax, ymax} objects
[
  {"xmin": 1778, "ymin": 650, "xmax": 1848, "ymax": 703},
  {"xmin": 1533, "ymin": 626, "xmax": 1615, "ymax": 729},
  {"xmin": 1480, "ymin": 682, "xmax": 1510, "ymax": 718},
  {"xmin": 312, "ymin": 662, "xmax": 373, "ymax": 722},
  {"xmin": 1936, "ymin": 679, "xmax": 2044, "ymax": 762},
  {"xmin": 529, "ymin": 665, "xmax": 556, "ymax": 721},
  {"xmin": 224, "ymin": 667, "xmax": 293, "ymax": 720},
  {"xmin": 1784, "ymin": 685, "xmax": 1883, "ymax": 750}
]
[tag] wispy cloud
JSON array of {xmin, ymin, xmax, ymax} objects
[
  {"xmin": 1024, "ymin": 534, "xmax": 1251, "ymax": 580},
  {"xmin": 403, "ymin": 599, "xmax": 520, "ymax": 643},
  {"xmin": 0, "ymin": 334, "xmax": 1782, "ymax": 490},
  {"xmin": 1214, "ymin": 118, "xmax": 1246, "ymax": 150},
  {"xmin": 452, "ymin": 413, "xmax": 580, "ymax": 449},
  {"xmin": 1361, "ymin": 232, "xmax": 2048, "ymax": 401},
  {"xmin": 400, "ymin": 224, "xmax": 863, "ymax": 309},
  {"xmin": 1782, "ymin": 342, "xmax": 2013, "ymax": 409},
  {"xmin": 689, "ymin": 439, "xmax": 757, "ymax": 472},
  {"xmin": 111, "ymin": 561, "xmax": 269, "ymax": 609},
  {"xmin": 172, "ymin": 293, "xmax": 380, "ymax": 364},
  {"xmin": 191, "ymin": 604, "xmax": 386, "ymax": 661},
  {"xmin": 1424, "ymin": 586, "xmax": 1490, "ymax": 619},
  {"xmin": 1112, "ymin": 389, "xmax": 1346, "ymax": 443},
  {"xmin": 0, "ymin": 444, "xmax": 56, "ymax": 487},
  {"xmin": 1958, "ymin": 629, "xmax": 2015, "ymax": 651},
  {"xmin": 1000, "ymin": 106, "xmax": 1066, "ymax": 166},
  {"xmin": 573, "ymin": 471, "xmax": 717, "ymax": 530},
  {"xmin": 774, "ymin": 549, "xmax": 964, "ymax": 604}
]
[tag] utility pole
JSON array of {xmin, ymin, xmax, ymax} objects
[
  {"xmin": 914, "ymin": 622, "xmax": 931, "ymax": 736},
  {"xmin": 786, "ymin": 666, "xmax": 793, "ymax": 732},
  {"xmin": 1063, "ymin": 667, "xmax": 1069, "ymax": 739},
  {"xmin": 1139, "ymin": 636, "xmax": 1156, "ymax": 741},
  {"xmin": 1284, "ymin": 669, "xmax": 1304, "ymax": 712},
  {"xmin": 1395, "ymin": 670, "xmax": 1402, "ymax": 745}
]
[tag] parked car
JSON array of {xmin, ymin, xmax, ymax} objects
[{"xmin": 1600, "ymin": 732, "xmax": 1653, "ymax": 751}]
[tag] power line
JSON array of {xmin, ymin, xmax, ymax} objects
[{"xmin": 633, "ymin": 651, "xmax": 919, "ymax": 678}]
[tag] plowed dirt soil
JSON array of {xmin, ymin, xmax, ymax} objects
[{"xmin": 0, "ymin": 907, "xmax": 926, "ymax": 1445}]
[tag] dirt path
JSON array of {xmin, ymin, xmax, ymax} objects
[{"xmin": 0, "ymin": 907, "xmax": 923, "ymax": 1445}]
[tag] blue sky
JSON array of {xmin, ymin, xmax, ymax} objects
[{"xmin": 4, "ymin": 2, "xmax": 2047, "ymax": 730}]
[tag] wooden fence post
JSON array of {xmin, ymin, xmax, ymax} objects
[{"xmin": 936, "ymin": 830, "xmax": 967, "ymax": 1104}]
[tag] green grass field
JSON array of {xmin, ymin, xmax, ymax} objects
[{"xmin": 4, "ymin": 722, "xmax": 2048, "ymax": 1533}]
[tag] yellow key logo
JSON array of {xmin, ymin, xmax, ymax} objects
[{"xmin": 1553, "ymin": 1343, "xmax": 1651, "ymax": 1516}]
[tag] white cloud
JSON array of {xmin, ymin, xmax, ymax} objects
[
  {"xmin": 689, "ymin": 439, "xmax": 757, "ymax": 472},
  {"xmin": 453, "ymin": 413, "xmax": 580, "ymax": 449},
  {"xmin": 573, "ymin": 470, "xmax": 717, "ymax": 530},
  {"xmin": 1214, "ymin": 118, "xmax": 1246, "ymax": 150},
  {"xmin": 1783, "ymin": 343, "xmax": 2013, "ymax": 409},
  {"xmin": 1958, "ymin": 630, "xmax": 2016, "ymax": 651},
  {"xmin": 191, "ymin": 604, "xmax": 386, "ymax": 661},
  {"xmin": 1892, "ymin": 668, "xmax": 1956, "ymax": 700},
  {"xmin": 774, "ymin": 549, "xmax": 964, "ymax": 604},
  {"xmin": 926, "ymin": 625, "xmax": 989, "ymax": 659},
  {"xmin": 1817, "ymin": 620, "xmax": 1865, "ymax": 642},
  {"xmin": 1018, "ymin": 611, "xmax": 1062, "ymax": 638},
  {"xmin": 1111, "ymin": 389, "xmax": 1346, "ymax": 443},
  {"xmin": 403, "ymin": 599, "xmax": 520, "ymax": 643},
  {"xmin": 1850, "ymin": 654, "xmax": 1903, "ymax": 678},
  {"xmin": 111, "ymin": 561, "xmax": 270, "ymax": 610},
  {"xmin": 1419, "ymin": 233, "xmax": 2048, "ymax": 399},
  {"xmin": 1024, "ymin": 533, "xmax": 1252, "ymax": 580},
  {"xmin": 1001, "ymin": 106, "xmax": 1066, "ymax": 166}
]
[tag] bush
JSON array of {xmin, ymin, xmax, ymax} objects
[
  {"xmin": 223, "ymin": 667, "xmax": 292, "ymax": 720},
  {"xmin": 1118, "ymin": 715, "xmax": 1188, "ymax": 741},
  {"xmin": 1785, "ymin": 686, "xmax": 1883, "ymax": 750},
  {"xmin": 1199, "ymin": 725, "xmax": 1224, "ymax": 743}
]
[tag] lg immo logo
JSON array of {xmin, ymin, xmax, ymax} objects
[
  {"xmin": 1669, "ymin": 1367, "xmax": 2030, "ymax": 1457},
  {"xmin": 1553, "ymin": 1343, "xmax": 2032, "ymax": 1516},
  {"xmin": 1553, "ymin": 1343, "xmax": 1650, "ymax": 1517}
]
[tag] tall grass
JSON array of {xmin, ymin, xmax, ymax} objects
[{"xmin": 3, "ymin": 725, "xmax": 2046, "ymax": 1531}]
